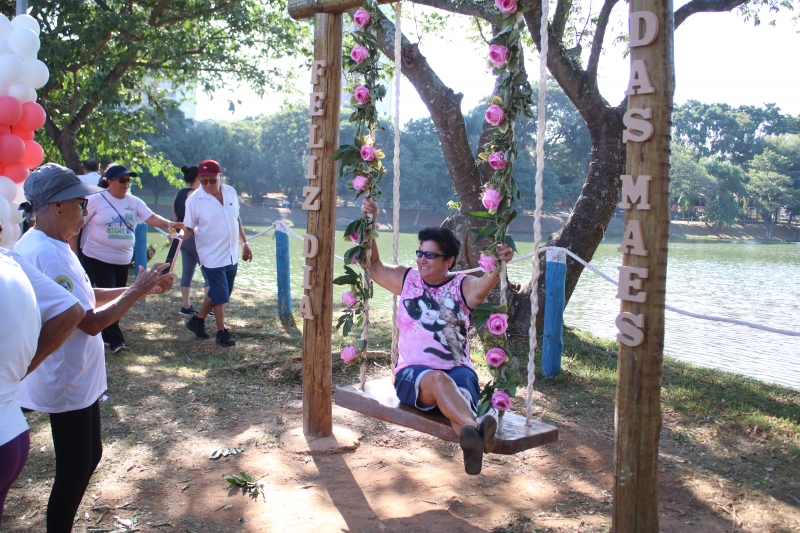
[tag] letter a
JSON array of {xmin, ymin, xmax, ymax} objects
[
  {"xmin": 625, "ymin": 59, "xmax": 655, "ymax": 96},
  {"xmin": 618, "ymin": 219, "xmax": 648, "ymax": 256},
  {"xmin": 299, "ymin": 295, "xmax": 315, "ymax": 320}
]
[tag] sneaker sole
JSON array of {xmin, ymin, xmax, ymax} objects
[
  {"xmin": 185, "ymin": 320, "xmax": 211, "ymax": 339},
  {"xmin": 215, "ymin": 340, "xmax": 236, "ymax": 347},
  {"xmin": 478, "ymin": 415, "xmax": 498, "ymax": 454},
  {"xmin": 460, "ymin": 425, "xmax": 484, "ymax": 475}
]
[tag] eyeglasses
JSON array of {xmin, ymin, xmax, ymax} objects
[
  {"xmin": 111, "ymin": 177, "xmax": 131, "ymax": 184},
  {"xmin": 416, "ymin": 250, "xmax": 447, "ymax": 260},
  {"xmin": 199, "ymin": 178, "xmax": 218, "ymax": 185},
  {"xmin": 77, "ymin": 198, "xmax": 88, "ymax": 210}
]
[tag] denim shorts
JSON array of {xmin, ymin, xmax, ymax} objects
[
  {"xmin": 394, "ymin": 364, "xmax": 479, "ymax": 415},
  {"xmin": 201, "ymin": 263, "xmax": 238, "ymax": 306}
]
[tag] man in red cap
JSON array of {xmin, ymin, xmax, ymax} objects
[{"xmin": 179, "ymin": 160, "xmax": 253, "ymax": 346}]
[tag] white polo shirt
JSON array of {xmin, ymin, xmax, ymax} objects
[
  {"xmin": 80, "ymin": 171, "xmax": 101, "ymax": 186},
  {"xmin": 0, "ymin": 249, "xmax": 79, "ymax": 445},
  {"xmin": 81, "ymin": 191, "xmax": 155, "ymax": 265},
  {"xmin": 14, "ymin": 229, "xmax": 107, "ymax": 414},
  {"xmin": 183, "ymin": 183, "xmax": 241, "ymax": 269}
]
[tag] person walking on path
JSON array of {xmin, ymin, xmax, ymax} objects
[
  {"xmin": 172, "ymin": 165, "xmax": 209, "ymax": 316},
  {"xmin": 80, "ymin": 159, "xmax": 101, "ymax": 186},
  {"xmin": 80, "ymin": 163, "xmax": 183, "ymax": 354},
  {"xmin": 14, "ymin": 163, "xmax": 174, "ymax": 532},
  {"xmin": 180, "ymin": 159, "xmax": 253, "ymax": 347}
]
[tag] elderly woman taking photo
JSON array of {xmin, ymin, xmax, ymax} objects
[
  {"xmin": 80, "ymin": 163, "xmax": 183, "ymax": 353},
  {"xmin": 14, "ymin": 163, "xmax": 175, "ymax": 533}
]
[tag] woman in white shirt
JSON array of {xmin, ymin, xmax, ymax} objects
[
  {"xmin": 80, "ymin": 164, "xmax": 182, "ymax": 353},
  {"xmin": 15, "ymin": 163, "xmax": 175, "ymax": 533}
]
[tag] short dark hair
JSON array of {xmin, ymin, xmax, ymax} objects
[
  {"xmin": 181, "ymin": 165, "xmax": 198, "ymax": 184},
  {"xmin": 418, "ymin": 227, "xmax": 460, "ymax": 262},
  {"xmin": 83, "ymin": 158, "xmax": 99, "ymax": 172}
]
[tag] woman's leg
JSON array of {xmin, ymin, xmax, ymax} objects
[
  {"xmin": 0, "ymin": 430, "xmax": 30, "ymax": 527},
  {"xmin": 417, "ymin": 370, "xmax": 477, "ymax": 436},
  {"xmin": 47, "ymin": 401, "xmax": 103, "ymax": 533},
  {"xmin": 179, "ymin": 247, "xmax": 198, "ymax": 309}
]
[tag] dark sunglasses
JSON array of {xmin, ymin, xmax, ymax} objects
[
  {"xmin": 111, "ymin": 177, "xmax": 131, "ymax": 184},
  {"xmin": 199, "ymin": 178, "xmax": 218, "ymax": 185},
  {"xmin": 77, "ymin": 198, "xmax": 88, "ymax": 210},
  {"xmin": 416, "ymin": 250, "xmax": 446, "ymax": 260}
]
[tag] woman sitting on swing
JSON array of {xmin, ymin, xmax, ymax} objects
[{"xmin": 360, "ymin": 197, "xmax": 515, "ymax": 475}]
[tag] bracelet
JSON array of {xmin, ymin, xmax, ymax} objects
[{"xmin": 240, "ymin": 242, "xmax": 249, "ymax": 247}]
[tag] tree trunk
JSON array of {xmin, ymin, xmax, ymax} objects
[{"xmin": 43, "ymin": 116, "xmax": 82, "ymax": 173}]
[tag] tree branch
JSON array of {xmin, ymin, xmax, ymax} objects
[
  {"xmin": 153, "ymin": 0, "xmax": 239, "ymax": 27},
  {"xmin": 149, "ymin": 0, "xmax": 173, "ymax": 26},
  {"xmin": 94, "ymin": 0, "xmax": 112, "ymax": 12},
  {"xmin": 551, "ymin": 0, "xmax": 573, "ymax": 40},
  {"xmin": 410, "ymin": 0, "xmax": 496, "ymax": 22},
  {"xmin": 675, "ymin": 0, "xmax": 748, "ymax": 28},
  {"xmin": 587, "ymin": 0, "xmax": 618, "ymax": 80}
]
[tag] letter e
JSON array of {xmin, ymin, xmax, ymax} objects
[
  {"xmin": 616, "ymin": 266, "xmax": 648, "ymax": 303},
  {"xmin": 309, "ymin": 92, "xmax": 325, "ymax": 116}
]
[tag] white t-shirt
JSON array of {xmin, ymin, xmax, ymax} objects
[
  {"xmin": 0, "ymin": 249, "xmax": 79, "ymax": 445},
  {"xmin": 183, "ymin": 183, "xmax": 241, "ymax": 269},
  {"xmin": 80, "ymin": 171, "xmax": 101, "ymax": 186},
  {"xmin": 14, "ymin": 229, "xmax": 107, "ymax": 414},
  {"xmin": 81, "ymin": 191, "xmax": 155, "ymax": 265}
]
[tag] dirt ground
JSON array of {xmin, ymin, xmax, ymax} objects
[{"xmin": 3, "ymin": 289, "xmax": 798, "ymax": 533}]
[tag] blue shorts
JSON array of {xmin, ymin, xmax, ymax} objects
[
  {"xmin": 394, "ymin": 365, "xmax": 479, "ymax": 416},
  {"xmin": 201, "ymin": 263, "xmax": 238, "ymax": 306}
]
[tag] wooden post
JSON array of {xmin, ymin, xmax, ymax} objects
[
  {"xmin": 300, "ymin": 12, "xmax": 342, "ymax": 437},
  {"xmin": 542, "ymin": 248, "xmax": 565, "ymax": 377},
  {"xmin": 612, "ymin": 0, "xmax": 674, "ymax": 530},
  {"xmin": 275, "ymin": 228, "xmax": 292, "ymax": 317}
]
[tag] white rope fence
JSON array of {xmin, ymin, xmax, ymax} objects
[{"xmin": 156, "ymin": 220, "xmax": 800, "ymax": 339}]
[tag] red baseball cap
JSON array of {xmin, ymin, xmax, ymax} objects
[{"xmin": 198, "ymin": 159, "xmax": 221, "ymax": 176}]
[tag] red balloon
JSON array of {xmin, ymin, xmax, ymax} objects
[
  {"xmin": 0, "ymin": 124, "xmax": 10, "ymax": 135},
  {"xmin": 17, "ymin": 102, "xmax": 46, "ymax": 131},
  {"xmin": 0, "ymin": 96, "xmax": 23, "ymax": 127},
  {"xmin": 5, "ymin": 163, "xmax": 29, "ymax": 184},
  {"xmin": 20, "ymin": 140, "xmax": 44, "ymax": 169},
  {"xmin": 12, "ymin": 127, "xmax": 34, "ymax": 141},
  {"xmin": 0, "ymin": 162, "xmax": 4, "ymax": 175},
  {"xmin": 0, "ymin": 134, "xmax": 25, "ymax": 163}
]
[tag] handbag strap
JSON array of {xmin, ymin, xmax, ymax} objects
[{"xmin": 100, "ymin": 192, "xmax": 136, "ymax": 233}]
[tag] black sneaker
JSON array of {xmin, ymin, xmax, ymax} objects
[
  {"xmin": 215, "ymin": 328, "xmax": 236, "ymax": 347},
  {"xmin": 459, "ymin": 425, "xmax": 484, "ymax": 475},
  {"xmin": 179, "ymin": 306, "xmax": 197, "ymax": 316},
  {"xmin": 209, "ymin": 308, "xmax": 215, "ymax": 316},
  {"xmin": 111, "ymin": 343, "xmax": 128, "ymax": 354},
  {"xmin": 185, "ymin": 315, "xmax": 210, "ymax": 339}
]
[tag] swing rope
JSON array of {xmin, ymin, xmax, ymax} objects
[
  {"xmin": 526, "ymin": 0, "xmax": 550, "ymax": 426},
  {"xmin": 390, "ymin": 0, "xmax": 402, "ymax": 379}
]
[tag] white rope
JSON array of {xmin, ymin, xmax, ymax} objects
[
  {"xmin": 526, "ymin": 2, "xmax": 550, "ymax": 426},
  {"xmin": 391, "ymin": 0, "xmax": 402, "ymax": 377}
]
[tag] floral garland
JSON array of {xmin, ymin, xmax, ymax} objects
[
  {"xmin": 331, "ymin": 0, "xmax": 387, "ymax": 370},
  {"xmin": 471, "ymin": 0, "xmax": 535, "ymax": 421}
]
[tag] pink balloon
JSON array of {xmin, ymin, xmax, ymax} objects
[
  {"xmin": 11, "ymin": 127, "xmax": 32, "ymax": 140},
  {"xmin": 0, "ymin": 95, "xmax": 23, "ymax": 126},
  {"xmin": 17, "ymin": 102, "xmax": 45, "ymax": 130},
  {"xmin": 0, "ymin": 124, "xmax": 9, "ymax": 135},
  {"xmin": 5, "ymin": 162, "xmax": 29, "ymax": 184},
  {"xmin": 0, "ymin": 162, "xmax": 4, "ymax": 175},
  {"xmin": 20, "ymin": 140, "xmax": 43, "ymax": 168},
  {"xmin": 0, "ymin": 133, "xmax": 25, "ymax": 163}
]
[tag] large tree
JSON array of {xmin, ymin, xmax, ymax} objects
[
  {"xmin": 369, "ymin": 0, "xmax": 796, "ymax": 326},
  {"xmin": 13, "ymin": 0, "xmax": 309, "ymax": 175}
]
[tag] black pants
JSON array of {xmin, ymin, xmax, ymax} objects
[
  {"xmin": 81, "ymin": 255, "xmax": 129, "ymax": 348},
  {"xmin": 47, "ymin": 401, "xmax": 103, "ymax": 533}
]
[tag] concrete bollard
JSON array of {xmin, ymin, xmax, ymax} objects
[
  {"xmin": 542, "ymin": 248, "xmax": 566, "ymax": 377},
  {"xmin": 134, "ymin": 224, "xmax": 148, "ymax": 276},
  {"xmin": 276, "ymin": 227, "xmax": 292, "ymax": 317}
]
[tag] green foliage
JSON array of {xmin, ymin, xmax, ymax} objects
[{"xmin": 222, "ymin": 471, "xmax": 264, "ymax": 500}]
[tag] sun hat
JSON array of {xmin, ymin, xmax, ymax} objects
[{"xmin": 24, "ymin": 163, "xmax": 105, "ymax": 210}]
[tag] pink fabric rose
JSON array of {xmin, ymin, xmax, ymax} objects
[
  {"xmin": 485, "ymin": 104, "xmax": 505, "ymax": 126},
  {"xmin": 488, "ymin": 151, "xmax": 506, "ymax": 170},
  {"xmin": 489, "ymin": 44, "xmax": 509, "ymax": 68},
  {"xmin": 352, "ymin": 175, "xmax": 368, "ymax": 190},
  {"xmin": 353, "ymin": 9, "xmax": 371, "ymax": 27},
  {"xmin": 495, "ymin": 0, "xmax": 518, "ymax": 14},
  {"xmin": 487, "ymin": 313, "xmax": 508, "ymax": 335},
  {"xmin": 491, "ymin": 390, "xmax": 512, "ymax": 410},
  {"xmin": 360, "ymin": 144, "xmax": 377, "ymax": 161},
  {"xmin": 354, "ymin": 85, "xmax": 370, "ymax": 104},
  {"xmin": 482, "ymin": 188, "xmax": 502, "ymax": 214},
  {"xmin": 478, "ymin": 253, "xmax": 497, "ymax": 273},
  {"xmin": 341, "ymin": 345, "xmax": 358, "ymax": 364},
  {"xmin": 350, "ymin": 232, "xmax": 359, "ymax": 243},
  {"xmin": 485, "ymin": 347, "xmax": 506, "ymax": 368},
  {"xmin": 351, "ymin": 45, "xmax": 369, "ymax": 64},
  {"xmin": 342, "ymin": 291, "xmax": 359, "ymax": 307}
]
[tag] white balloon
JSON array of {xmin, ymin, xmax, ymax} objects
[
  {"xmin": 0, "ymin": 53, "xmax": 23, "ymax": 84},
  {"xmin": 0, "ymin": 196, "xmax": 9, "ymax": 222},
  {"xmin": 9, "ymin": 28, "xmax": 39, "ymax": 60},
  {"xmin": 10, "ymin": 221, "xmax": 20, "ymax": 240},
  {"xmin": 0, "ymin": 39, "xmax": 11, "ymax": 55},
  {"xmin": 13, "ymin": 182, "xmax": 25, "ymax": 204},
  {"xmin": 0, "ymin": 15, "xmax": 11, "ymax": 40},
  {"xmin": 8, "ymin": 82, "xmax": 34, "ymax": 103},
  {"xmin": 8, "ymin": 203, "xmax": 23, "ymax": 224},
  {"xmin": 0, "ymin": 81, "xmax": 8, "ymax": 97},
  {"xmin": 21, "ymin": 58, "xmax": 48, "ymax": 88},
  {"xmin": 0, "ymin": 219, "xmax": 18, "ymax": 249},
  {"xmin": 11, "ymin": 15, "xmax": 39, "ymax": 37},
  {"xmin": 0, "ymin": 176, "xmax": 16, "ymax": 203}
]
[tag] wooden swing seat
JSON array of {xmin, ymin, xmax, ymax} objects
[{"xmin": 335, "ymin": 378, "xmax": 558, "ymax": 455}]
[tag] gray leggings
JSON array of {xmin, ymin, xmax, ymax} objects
[{"xmin": 179, "ymin": 237, "xmax": 208, "ymax": 289}]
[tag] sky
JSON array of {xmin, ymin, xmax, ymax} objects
[{"xmin": 194, "ymin": 4, "xmax": 800, "ymax": 124}]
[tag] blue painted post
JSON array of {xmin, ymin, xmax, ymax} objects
[
  {"xmin": 133, "ymin": 224, "xmax": 148, "ymax": 276},
  {"xmin": 276, "ymin": 227, "xmax": 292, "ymax": 317},
  {"xmin": 542, "ymin": 248, "xmax": 566, "ymax": 377}
]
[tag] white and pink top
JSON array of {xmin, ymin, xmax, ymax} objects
[{"xmin": 396, "ymin": 269, "xmax": 473, "ymax": 373}]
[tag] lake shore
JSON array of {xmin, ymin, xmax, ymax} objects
[{"xmin": 4, "ymin": 289, "xmax": 798, "ymax": 532}]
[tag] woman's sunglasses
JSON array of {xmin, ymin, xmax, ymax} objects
[
  {"xmin": 111, "ymin": 177, "xmax": 131, "ymax": 184},
  {"xmin": 77, "ymin": 198, "xmax": 88, "ymax": 210},
  {"xmin": 416, "ymin": 250, "xmax": 446, "ymax": 260},
  {"xmin": 199, "ymin": 178, "xmax": 218, "ymax": 185}
]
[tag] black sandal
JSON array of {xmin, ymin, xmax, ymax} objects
[
  {"xmin": 478, "ymin": 415, "xmax": 497, "ymax": 454},
  {"xmin": 459, "ymin": 425, "xmax": 484, "ymax": 475}
]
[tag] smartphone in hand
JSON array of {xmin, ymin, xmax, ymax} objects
[{"xmin": 163, "ymin": 237, "xmax": 182, "ymax": 275}]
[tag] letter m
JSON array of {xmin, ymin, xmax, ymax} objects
[{"xmin": 618, "ymin": 175, "xmax": 651, "ymax": 210}]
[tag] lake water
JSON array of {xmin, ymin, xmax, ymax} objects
[{"xmin": 166, "ymin": 227, "xmax": 800, "ymax": 389}]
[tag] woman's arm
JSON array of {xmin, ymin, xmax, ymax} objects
[
  {"xmin": 26, "ymin": 302, "xmax": 86, "ymax": 376},
  {"xmin": 144, "ymin": 213, "xmax": 184, "ymax": 230},
  {"xmin": 461, "ymin": 244, "xmax": 515, "ymax": 309},
  {"xmin": 360, "ymin": 197, "xmax": 407, "ymax": 295}
]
